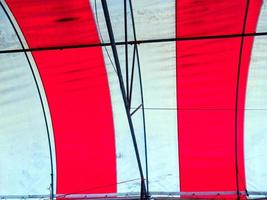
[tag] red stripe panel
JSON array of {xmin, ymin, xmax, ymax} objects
[
  {"xmin": 6, "ymin": 0, "xmax": 99, "ymax": 48},
  {"xmin": 176, "ymin": 0, "xmax": 262, "ymax": 198},
  {"xmin": 6, "ymin": 0, "xmax": 117, "ymax": 194},
  {"xmin": 177, "ymin": 38, "xmax": 241, "ymax": 195},
  {"xmin": 177, "ymin": 0, "xmax": 246, "ymax": 37}
]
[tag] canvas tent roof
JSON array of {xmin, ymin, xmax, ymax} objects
[{"xmin": 0, "ymin": 0, "xmax": 267, "ymax": 199}]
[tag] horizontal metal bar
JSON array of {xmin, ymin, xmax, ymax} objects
[
  {"xmin": 0, "ymin": 193, "xmax": 140, "ymax": 199},
  {"xmin": 247, "ymin": 191, "xmax": 267, "ymax": 196},
  {"xmin": 1, "ymin": 191, "xmax": 267, "ymax": 199},
  {"xmin": 1, "ymin": 31, "xmax": 267, "ymax": 54}
]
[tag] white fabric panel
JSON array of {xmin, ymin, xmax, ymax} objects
[
  {"xmin": 245, "ymin": 0, "xmax": 267, "ymax": 192},
  {"xmin": 138, "ymin": 42, "xmax": 179, "ymax": 192},
  {"xmin": 132, "ymin": 1, "xmax": 178, "ymax": 192},
  {"xmin": 90, "ymin": 0, "xmax": 175, "ymax": 42},
  {"xmin": 133, "ymin": 0, "xmax": 175, "ymax": 40},
  {"xmin": 0, "ymin": 8, "xmax": 19, "ymax": 50},
  {"xmin": 0, "ymin": 3, "xmax": 56, "ymax": 195},
  {"xmin": 0, "ymin": 0, "xmax": 28, "ymax": 50}
]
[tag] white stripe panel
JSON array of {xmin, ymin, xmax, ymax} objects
[
  {"xmin": 0, "ymin": 2, "xmax": 56, "ymax": 195},
  {"xmin": 133, "ymin": 1, "xmax": 175, "ymax": 40},
  {"xmin": 90, "ymin": 0, "xmax": 179, "ymax": 193},
  {"xmin": 126, "ymin": 0, "xmax": 179, "ymax": 192},
  {"xmin": 245, "ymin": 0, "xmax": 267, "ymax": 192},
  {"xmin": 138, "ymin": 42, "xmax": 179, "ymax": 192},
  {"xmin": 101, "ymin": 45, "xmax": 142, "ymax": 192}
]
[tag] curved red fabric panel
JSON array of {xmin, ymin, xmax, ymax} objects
[
  {"xmin": 6, "ymin": 0, "xmax": 117, "ymax": 194},
  {"xmin": 6, "ymin": 0, "xmax": 99, "ymax": 48},
  {"xmin": 176, "ymin": 0, "xmax": 262, "ymax": 198},
  {"xmin": 177, "ymin": 0, "xmax": 246, "ymax": 37}
]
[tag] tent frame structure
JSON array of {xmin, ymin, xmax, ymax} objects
[
  {"xmin": 1, "ymin": 0, "xmax": 267, "ymax": 199},
  {"xmin": 100, "ymin": 0, "xmax": 148, "ymax": 199}
]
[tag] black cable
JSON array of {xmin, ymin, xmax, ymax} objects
[{"xmin": 94, "ymin": 0, "xmax": 117, "ymax": 74}]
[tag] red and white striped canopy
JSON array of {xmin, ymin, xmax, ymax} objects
[{"xmin": 0, "ymin": 0, "xmax": 267, "ymax": 199}]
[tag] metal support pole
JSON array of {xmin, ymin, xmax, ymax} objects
[
  {"xmin": 100, "ymin": 0, "xmax": 147, "ymax": 198},
  {"xmin": 124, "ymin": 0, "xmax": 129, "ymax": 102},
  {"xmin": 50, "ymin": 180, "xmax": 53, "ymax": 200},
  {"xmin": 234, "ymin": 1, "xmax": 250, "ymax": 200},
  {"xmin": 128, "ymin": 1, "xmax": 149, "ymax": 195}
]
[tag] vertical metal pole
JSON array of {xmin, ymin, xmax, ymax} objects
[
  {"xmin": 124, "ymin": 0, "xmax": 129, "ymax": 102},
  {"xmin": 50, "ymin": 177, "xmax": 53, "ymax": 200},
  {"xmin": 134, "ymin": 44, "xmax": 149, "ymax": 196},
  {"xmin": 100, "ymin": 0, "xmax": 147, "ymax": 198}
]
